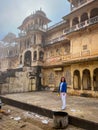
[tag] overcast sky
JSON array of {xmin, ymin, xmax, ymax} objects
[{"xmin": 0, "ymin": 0, "xmax": 70, "ymax": 40}]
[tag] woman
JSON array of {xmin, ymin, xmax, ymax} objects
[{"xmin": 58, "ymin": 77, "xmax": 67, "ymax": 110}]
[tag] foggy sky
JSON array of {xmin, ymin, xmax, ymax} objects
[{"xmin": 0, "ymin": 0, "xmax": 70, "ymax": 40}]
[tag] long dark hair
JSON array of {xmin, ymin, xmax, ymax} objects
[{"xmin": 60, "ymin": 77, "xmax": 66, "ymax": 82}]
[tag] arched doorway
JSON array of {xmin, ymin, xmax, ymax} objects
[
  {"xmin": 90, "ymin": 8, "xmax": 98, "ymax": 18},
  {"xmin": 81, "ymin": 13, "xmax": 88, "ymax": 22},
  {"xmin": 24, "ymin": 51, "xmax": 32, "ymax": 66},
  {"xmin": 72, "ymin": 17, "xmax": 79, "ymax": 26},
  {"xmin": 82, "ymin": 69, "xmax": 91, "ymax": 90},
  {"xmin": 73, "ymin": 70, "xmax": 81, "ymax": 90},
  {"xmin": 93, "ymin": 68, "xmax": 98, "ymax": 91}
]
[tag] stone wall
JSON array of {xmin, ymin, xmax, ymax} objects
[{"xmin": 0, "ymin": 71, "xmax": 29, "ymax": 94}]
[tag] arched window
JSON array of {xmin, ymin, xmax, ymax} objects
[
  {"xmin": 39, "ymin": 51, "xmax": 44, "ymax": 60},
  {"xmin": 33, "ymin": 51, "xmax": 37, "ymax": 60},
  {"xmin": 24, "ymin": 51, "xmax": 32, "ymax": 66}
]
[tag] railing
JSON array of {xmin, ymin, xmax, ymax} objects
[
  {"xmin": 87, "ymin": 15, "xmax": 98, "ymax": 25},
  {"xmin": 63, "ymin": 15, "xmax": 98, "ymax": 35},
  {"xmin": 28, "ymin": 25, "xmax": 47, "ymax": 32},
  {"xmin": 71, "ymin": 0, "xmax": 95, "ymax": 11},
  {"xmin": 46, "ymin": 34, "xmax": 66, "ymax": 45},
  {"xmin": 48, "ymin": 20, "xmax": 66, "ymax": 31}
]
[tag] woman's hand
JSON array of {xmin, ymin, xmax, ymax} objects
[{"xmin": 63, "ymin": 93, "xmax": 66, "ymax": 96}]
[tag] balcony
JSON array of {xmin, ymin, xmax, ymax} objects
[
  {"xmin": 71, "ymin": 0, "xmax": 95, "ymax": 11},
  {"xmin": 63, "ymin": 15, "xmax": 98, "ymax": 35},
  {"xmin": 46, "ymin": 34, "xmax": 66, "ymax": 45},
  {"xmin": 28, "ymin": 25, "xmax": 47, "ymax": 32}
]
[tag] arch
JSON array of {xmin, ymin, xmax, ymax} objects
[
  {"xmin": 90, "ymin": 8, "xmax": 98, "ymax": 18},
  {"xmin": 81, "ymin": 13, "xmax": 88, "ymax": 22},
  {"xmin": 93, "ymin": 68, "xmax": 98, "ymax": 91},
  {"xmin": 24, "ymin": 51, "xmax": 32, "ymax": 66},
  {"xmin": 72, "ymin": 17, "xmax": 79, "ymax": 26},
  {"xmin": 39, "ymin": 51, "xmax": 44, "ymax": 61},
  {"xmin": 73, "ymin": 70, "xmax": 81, "ymax": 90},
  {"xmin": 82, "ymin": 69, "xmax": 91, "ymax": 90},
  {"xmin": 33, "ymin": 51, "xmax": 37, "ymax": 60}
]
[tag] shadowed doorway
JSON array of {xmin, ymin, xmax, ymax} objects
[{"xmin": 24, "ymin": 51, "xmax": 32, "ymax": 67}]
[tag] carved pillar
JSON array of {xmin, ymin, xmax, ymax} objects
[
  {"xmin": 78, "ymin": 16, "xmax": 81, "ymax": 23},
  {"xmin": 70, "ymin": 19, "xmax": 73, "ymax": 27},
  {"xmin": 88, "ymin": 11, "xmax": 91, "ymax": 19},
  {"xmin": 71, "ymin": 70, "xmax": 73, "ymax": 89},
  {"xmin": 80, "ymin": 70, "xmax": 83, "ymax": 90},
  {"xmin": 90, "ymin": 69, "xmax": 94, "ymax": 91}
]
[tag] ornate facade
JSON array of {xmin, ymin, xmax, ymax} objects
[{"xmin": 0, "ymin": 0, "xmax": 98, "ymax": 97}]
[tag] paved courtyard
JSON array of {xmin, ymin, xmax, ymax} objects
[{"xmin": 1, "ymin": 91, "xmax": 98, "ymax": 123}]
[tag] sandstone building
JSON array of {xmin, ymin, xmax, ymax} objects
[{"xmin": 0, "ymin": 0, "xmax": 98, "ymax": 97}]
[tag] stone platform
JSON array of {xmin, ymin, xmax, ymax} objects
[{"xmin": 0, "ymin": 91, "xmax": 98, "ymax": 129}]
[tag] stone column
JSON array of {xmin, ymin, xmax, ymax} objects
[
  {"xmin": 88, "ymin": 11, "xmax": 91, "ymax": 19},
  {"xmin": 71, "ymin": 69, "xmax": 73, "ymax": 89},
  {"xmin": 80, "ymin": 70, "xmax": 83, "ymax": 90},
  {"xmin": 90, "ymin": 69, "xmax": 94, "ymax": 91},
  {"xmin": 78, "ymin": 16, "xmax": 81, "ymax": 23},
  {"xmin": 70, "ymin": 19, "xmax": 73, "ymax": 28}
]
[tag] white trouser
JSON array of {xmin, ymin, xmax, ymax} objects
[{"xmin": 60, "ymin": 93, "xmax": 66, "ymax": 109}]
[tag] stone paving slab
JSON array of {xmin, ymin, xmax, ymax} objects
[{"xmin": 1, "ymin": 91, "xmax": 98, "ymax": 123}]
